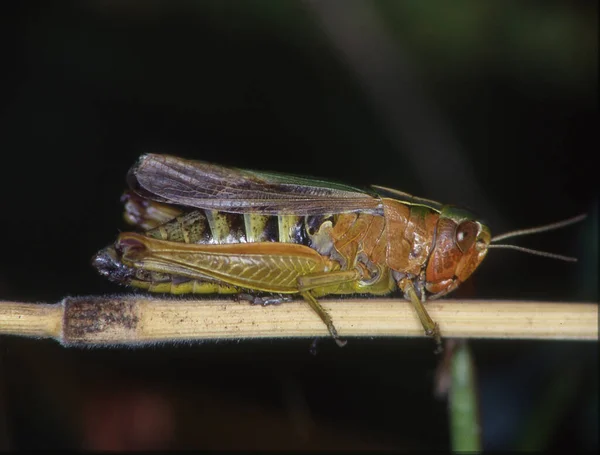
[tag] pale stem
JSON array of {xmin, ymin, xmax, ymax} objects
[{"xmin": 0, "ymin": 296, "xmax": 597, "ymax": 346}]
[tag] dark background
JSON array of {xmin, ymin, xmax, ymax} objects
[{"xmin": 0, "ymin": 0, "xmax": 597, "ymax": 450}]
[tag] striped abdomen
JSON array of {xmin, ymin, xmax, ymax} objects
[{"xmin": 143, "ymin": 209, "xmax": 336, "ymax": 249}]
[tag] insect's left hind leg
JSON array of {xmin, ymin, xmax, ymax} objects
[{"xmin": 236, "ymin": 293, "xmax": 294, "ymax": 306}]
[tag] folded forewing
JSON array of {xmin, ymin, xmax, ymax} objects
[{"xmin": 128, "ymin": 154, "xmax": 383, "ymax": 216}]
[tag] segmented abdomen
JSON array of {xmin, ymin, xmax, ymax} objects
[{"xmin": 144, "ymin": 209, "xmax": 336, "ymax": 250}]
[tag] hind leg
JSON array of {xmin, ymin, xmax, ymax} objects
[{"xmin": 236, "ymin": 293, "xmax": 294, "ymax": 306}]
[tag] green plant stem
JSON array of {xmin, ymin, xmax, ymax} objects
[{"xmin": 450, "ymin": 341, "xmax": 481, "ymax": 453}]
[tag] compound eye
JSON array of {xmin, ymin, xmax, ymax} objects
[{"xmin": 455, "ymin": 221, "xmax": 478, "ymax": 253}]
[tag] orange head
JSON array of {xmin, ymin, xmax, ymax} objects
[{"xmin": 424, "ymin": 206, "xmax": 491, "ymax": 297}]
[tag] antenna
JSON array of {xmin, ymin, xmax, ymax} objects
[
  {"xmin": 487, "ymin": 244, "xmax": 578, "ymax": 262},
  {"xmin": 491, "ymin": 214, "xmax": 587, "ymax": 243},
  {"xmin": 488, "ymin": 213, "xmax": 586, "ymax": 262}
]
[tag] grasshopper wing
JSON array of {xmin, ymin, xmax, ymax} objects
[{"xmin": 128, "ymin": 154, "xmax": 383, "ymax": 216}]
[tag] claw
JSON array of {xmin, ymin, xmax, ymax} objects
[{"xmin": 334, "ymin": 337, "xmax": 348, "ymax": 348}]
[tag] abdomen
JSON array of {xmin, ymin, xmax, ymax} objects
[{"xmin": 145, "ymin": 209, "xmax": 338, "ymax": 249}]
